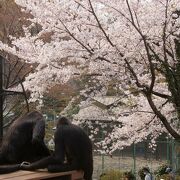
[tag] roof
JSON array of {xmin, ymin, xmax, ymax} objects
[
  {"xmin": 74, "ymin": 104, "xmax": 114, "ymax": 121},
  {"xmin": 92, "ymin": 96, "xmax": 120, "ymax": 106}
]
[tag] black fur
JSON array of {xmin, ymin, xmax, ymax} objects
[
  {"xmin": 0, "ymin": 111, "xmax": 50, "ymax": 173},
  {"xmin": 21, "ymin": 117, "xmax": 93, "ymax": 180}
]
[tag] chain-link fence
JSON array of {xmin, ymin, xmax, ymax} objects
[{"xmin": 93, "ymin": 139, "xmax": 180, "ymax": 179}]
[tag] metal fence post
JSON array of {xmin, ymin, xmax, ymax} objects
[
  {"xmin": 171, "ymin": 139, "xmax": 175, "ymax": 169},
  {"xmin": 133, "ymin": 142, "xmax": 136, "ymax": 175},
  {"xmin": 102, "ymin": 154, "xmax": 104, "ymax": 172},
  {"xmin": 167, "ymin": 138, "xmax": 170, "ymax": 164},
  {"xmin": 177, "ymin": 141, "xmax": 180, "ymax": 170},
  {"xmin": 174, "ymin": 140, "xmax": 180, "ymax": 170}
]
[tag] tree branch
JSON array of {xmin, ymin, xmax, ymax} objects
[
  {"xmin": 145, "ymin": 92, "xmax": 180, "ymax": 139},
  {"xmin": 88, "ymin": 0, "xmax": 115, "ymax": 47}
]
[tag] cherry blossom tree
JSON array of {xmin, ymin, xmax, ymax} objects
[{"xmin": 0, "ymin": 0, "xmax": 180, "ymax": 151}]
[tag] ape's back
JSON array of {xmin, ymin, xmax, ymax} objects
[
  {"xmin": 55, "ymin": 123, "xmax": 93, "ymax": 180},
  {"xmin": 1, "ymin": 111, "xmax": 42, "ymax": 149},
  {"xmin": 0, "ymin": 111, "xmax": 49, "ymax": 164}
]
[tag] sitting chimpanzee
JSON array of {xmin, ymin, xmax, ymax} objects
[
  {"xmin": 0, "ymin": 111, "xmax": 50, "ymax": 173},
  {"xmin": 21, "ymin": 117, "xmax": 93, "ymax": 180}
]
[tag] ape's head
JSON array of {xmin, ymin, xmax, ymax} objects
[{"xmin": 56, "ymin": 117, "xmax": 71, "ymax": 128}]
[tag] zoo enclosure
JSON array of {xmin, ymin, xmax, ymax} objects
[{"xmin": 93, "ymin": 139, "xmax": 180, "ymax": 179}]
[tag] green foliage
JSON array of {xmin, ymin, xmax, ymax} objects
[
  {"xmin": 42, "ymin": 96, "xmax": 64, "ymax": 113},
  {"xmin": 100, "ymin": 170, "xmax": 136, "ymax": 180},
  {"xmin": 124, "ymin": 171, "xmax": 136, "ymax": 180},
  {"xmin": 66, "ymin": 105, "xmax": 80, "ymax": 118},
  {"xmin": 99, "ymin": 170, "xmax": 124, "ymax": 180},
  {"xmin": 152, "ymin": 164, "xmax": 180, "ymax": 180},
  {"xmin": 154, "ymin": 164, "xmax": 169, "ymax": 176}
]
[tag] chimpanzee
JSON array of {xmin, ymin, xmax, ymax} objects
[
  {"xmin": 21, "ymin": 117, "xmax": 93, "ymax": 180},
  {"xmin": 0, "ymin": 111, "xmax": 50, "ymax": 173}
]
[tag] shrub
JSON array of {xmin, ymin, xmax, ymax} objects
[
  {"xmin": 124, "ymin": 170, "xmax": 136, "ymax": 180},
  {"xmin": 100, "ymin": 170, "xmax": 124, "ymax": 180},
  {"xmin": 154, "ymin": 164, "xmax": 169, "ymax": 176},
  {"xmin": 100, "ymin": 169, "xmax": 136, "ymax": 180}
]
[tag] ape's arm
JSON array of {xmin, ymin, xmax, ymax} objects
[
  {"xmin": 32, "ymin": 119, "xmax": 45, "ymax": 142},
  {"xmin": 21, "ymin": 156, "xmax": 54, "ymax": 170},
  {"xmin": 31, "ymin": 118, "xmax": 50, "ymax": 156},
  {"xmin": 0, "ymin": 164, "xmax": 20, "ymax": 174},
  {"xmin": 21, "ymin": 130, "xmax": 65, "ymax": 171},
  {"xmin": 21, "ymin": 151, "xmax": 64, "ymax": 171}
]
